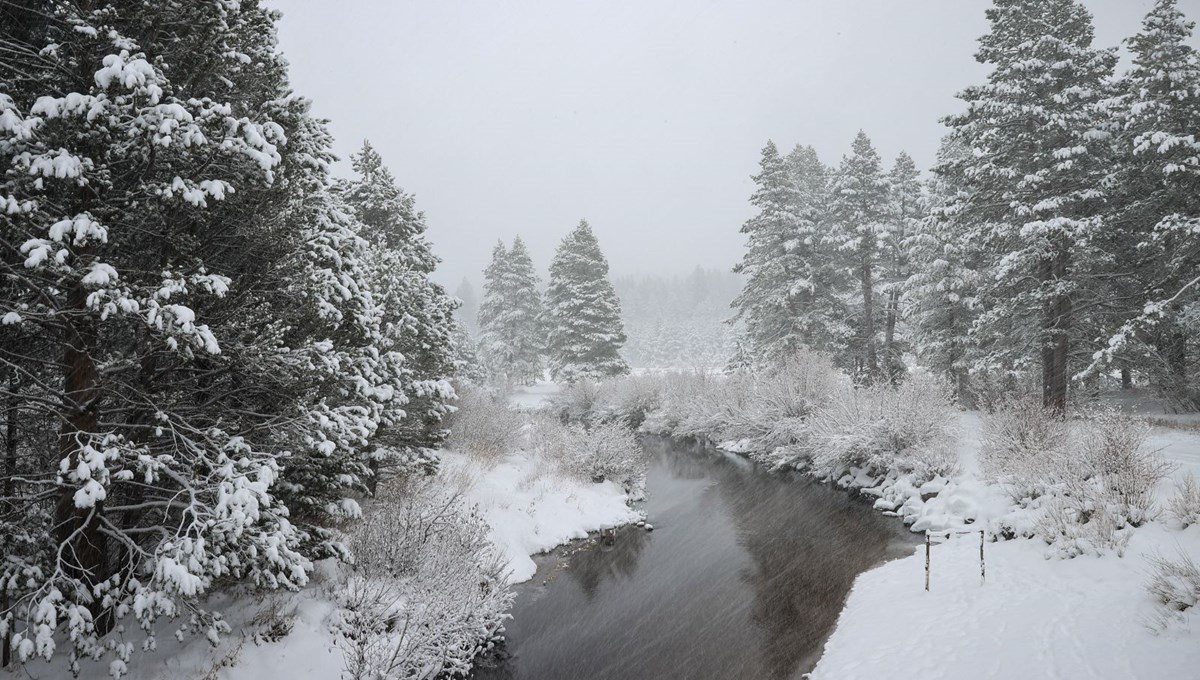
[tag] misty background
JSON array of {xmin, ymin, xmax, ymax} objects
[{"xmin": 271, "ymin": 0, "xmax": 1200, "ymax": 288}]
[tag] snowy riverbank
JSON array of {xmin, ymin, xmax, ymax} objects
[
  {"xmin": 441, "ymin": 449, "xmax": 644, "ymax": 584},
  {"xmin": 809, "ymin": 418, "xmax": 1200, "ymax": 680}
]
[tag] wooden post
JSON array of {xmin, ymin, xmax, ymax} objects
[
  {"xmin": 924, "ymin": 532, "xmax": 931, "ymax": 592},
  {"xmin": 979, "ymin": 530, "xmax": 986, "ymax": 585}
]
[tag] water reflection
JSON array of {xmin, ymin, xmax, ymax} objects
[{"xmin": 471, "ymin": 437, "xmax": 916, "ymax": 680}]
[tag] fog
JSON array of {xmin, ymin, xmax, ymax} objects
[{"xmin": 271, "ymin": 0, "xmax": 1199, "ymax": 287}]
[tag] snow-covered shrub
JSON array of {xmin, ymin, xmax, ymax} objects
[
  {"xmin": 337, "ymin": 476, "xmax": 513, "ymax": 679},
  {"xmin": 572, "ymin": 421, "xmax": 647, "ymax": 488},
  {"xmin": 979, "ymin": 395, "xmax": 1071, "ymax": 501},
  {"xmin": 596, "ymin": 375, "xmax": 663, "ymax": 429},
  {"xmin": 1072, "ymin": 409, "xmax": 1171, "ymax": 527},
  {"xmin": 809, "ymin": 377, "xmax": 957, "ymax": 483},
  {"xmin": 1146, "ymin": 550, "xmax": 1200, "ymax": 629},
  {"xmin": 529, "ymin": 416, "xmax": 646, "ymax": 491},
  {"xmin": 641, "ymin": 371, "xmax": 718, "ymax": 434},
  {"xmin": 549, "ymin": 378, "xmax": 605, "ymax": 424},
  {"xmin": 1167, "ymin": 474, "xmax": 1200, "ymax": 528},
  {"xmin": 1019, "ymin": 409, "xmax": 1171, "ymax": 556},
  {"xmin": 445, "ymin": 385, "xmax": 524, "ymax": 465}
]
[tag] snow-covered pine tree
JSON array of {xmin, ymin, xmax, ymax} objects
[
  {"xmin": 944, "ymin": 0, "xmax": 1116, "ymax": 412},
  {"xmin": 881, "ymin": 151, "xmax": 924, "ymax": 383},
  {"xmin": 785, "ymin": 144, "xmax": 845, "ymax": 356},
  {"xmin": 731, "ymin": 141, "xmax": 817, "ymax": 363},
  {"xmin": 544, "ymin": 221, "xmax": 630, "ymax": 381},
  {"xmin": 0, "ymin": 0, "xmax": 327, "ymax": 671},
  {"xmin": 827, "ymin": 131, "xmax": 891, "ymax": 383},
  {"xmin": 904, "ymin": 136, "xmax": 985, "ymax": 404},
  {"xmin": 477, "ymin": 237, "xmax": 545, "ymax": 384},
  {"xmin": 1098, "ymin": 0, "xmax": 1200, "ymax": 409},
  {"xmin": 340, "ymin": 141, "xmax": 458, "ymax": 481}
]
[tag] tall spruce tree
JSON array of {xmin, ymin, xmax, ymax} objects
[
  {"xmin": 0, "ymin": 0, "xmax": 426, "ymax": 671},
  {"xmin": 881, "ymin": 151, "xmax": 924, "ymax": 383},
  {"xmin": 731, "ymin": 141, "xmax": 809, "ymax": 362},
  {"xmin": 544, "ymin": 221, "xmax": 629, "ymax": 381},
  {"xmin": 1099, "ymin": 0, "xmax": 1200, "ymax": 409},
  {"xmin": 828, "ymin": 131, "xmax": 891, "ymax": 383},
  {"xmin": 340, "ymin": 141, "xmax": 458, "ymax": 481},
  {"xmin": 944, "ymin": 0, "xmax": 1116, "ymax": 412},
  {"xmin": 905, "ymin": 136, "xmax": 985, "ymax": 404},
  {"xmin": 477, "ymin": 237, "xmax": 545, "ymax": 384}
]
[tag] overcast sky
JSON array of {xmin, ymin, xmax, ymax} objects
[{"xmin": 271, "ymin": 0, "xmax": 1200, "ymax": 289}]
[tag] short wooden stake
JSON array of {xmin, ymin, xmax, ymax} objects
[
  {"xmin": 924, "ymin": 532, "xmax": 931, "ymax": 592},
  {"xmin": 980, "ymin": 530, "xmax": 986, "ymax": 585}
]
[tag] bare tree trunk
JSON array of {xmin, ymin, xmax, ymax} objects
[
  {"xmin": 884, "ymin": 287, "xmax": 900, "ymax": 384},
  {"xmin": 1121, "ymin": 366, "xmax": 1132, "ymax": 391},
  {"xmin": 1044, "ymin": 249, "xmax": 1070, "ymax": 414},
  {"xmin": 860, "ymin": 255, "xmax": 878, "ymax": 383},
  {"xmin": 54, "ymin": 281, "xmax": 111, "ymax": 634}
]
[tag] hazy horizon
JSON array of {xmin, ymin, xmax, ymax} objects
[{"xmin": 272, "ymin": 0, "xmax": 1200, "ymax": 288}]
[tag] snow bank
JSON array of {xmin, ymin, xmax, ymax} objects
[
  {"xmin": 811, "ymin": 419, "xmax": 1200, "ymax": 680},
  {"xmin": 441, "ymin": 450, "xmax": 642, "ymax": 583},
  {"xmin": 811, "ymin": 526, "xmax": 1200, "ymax": 680}
]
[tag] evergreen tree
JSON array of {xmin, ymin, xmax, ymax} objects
[
  {"xmin": 944, "ymin": 0, "xmax": 1117, "ymax": 411},
  {"xmin": 0, "ymin": 4, "xmax": 440, "ymax": 673},
  {"xmin": 1098, "ymin": 0, "xmax": 1200, "ymax": 409},
  {"xmin": 881, "ymin": 151, "xmax": 924, "ymax": 383},
  {"xmin": 339, "ymin": 141, "xmax": 458, "ymax": 482},
  {"xmin": 731, "ymin": 141, "xmax": 827, "ymax": 362},
  {"xmin": 544, "ymin": 221, "xmax": 630, "ymax": 381},
  {"xmin": 827, "ymin": 131, "xmax": 891, "ymax": 383},
  {"xmin": 905, "ymin": 136, "xmax": 985, "ymax": 404},
  {"xmin": 477, "ymin": 237, "xmax": 545, "ymax": 384}
]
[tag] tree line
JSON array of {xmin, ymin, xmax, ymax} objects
[{"xmin": 732, "ymin": 0, "xmax": 1200, "ymax": 413}]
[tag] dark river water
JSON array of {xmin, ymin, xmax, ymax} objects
[{"xmin": 471, "ymin": 437, "xmax": 918, "ymax": 680}]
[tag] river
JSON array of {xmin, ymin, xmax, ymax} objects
[{"xmin": 470, "ymin": 436, "xmax": 918, "ymax": 680}]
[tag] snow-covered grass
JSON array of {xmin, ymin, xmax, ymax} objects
[{"xmin": 809, "ymin": 525, "xmax": 1200, "ymax": 680}]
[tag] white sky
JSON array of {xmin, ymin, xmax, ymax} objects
[{"xmin": 270, "ymin": 0, "xmax": 1200, "ymax": 287}]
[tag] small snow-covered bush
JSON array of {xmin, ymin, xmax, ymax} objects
[
  {"xmin": 994, "ymin": 407, "xmax": 1173, "ymax": 556},
  {"xmin": 1146, "ymin": 550, "xmax": 1200, "ymax": 629},
  {"xmin": 445, "ymin": 385, "xmax": 524, "ymax": 465},
  {"xmin": 572, "ymin": 421, "xmax": 647, "ymax": 487},
  {"xmin": 1167, "ymin": 474, "xmax": 1200, "ymax": 529},
  {"xmin": 337, "ymin": 476, "xmax": 513, "ymax": 680},
  {"xmin": 980, "ymin": 395, "xmax": 1071, "ymax": 501},
  {"xmin": 529, "ymin": 416, "xmax": 646, "ymax": 491},
  {"xmin": 549, "ymin": 378, "xmax": 605, "ymax": 424},
  {"xmin": 1071, "ymin": 409, "xmax": 1171, "ymax": 528},
  {"xmin": 596, "ymin": 375, "xmax": 663, "ymax": 429}
]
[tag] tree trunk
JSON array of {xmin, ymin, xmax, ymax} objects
[
  {"xmin": 54, "ymin": 281, "xmax": 111, "ymax": 634},
  {"xmin": 1043, "ymin": 249, "xmax": 1070, "ymax": 414},
  {"xmin": 884, "ymin": 287, "xmax": 901, "ymax": 384},
  {"xmin": 1121, "ymin": 366, "xmax": 1132, "ymax": 391},
  {"xmin": 860, "ymin": 255, "xmax": 878, "ymax": 383}
]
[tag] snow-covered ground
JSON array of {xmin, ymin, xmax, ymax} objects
[
  {"xmin": 509, "ymin": 380, "xmax": 562, "ymax": 410},
  {"xmin": 810, "ymin": 415, "xmax": 1200, "ymax": 680},
  {"xmin": 440, "ymin": 450, "xmax": 643, "ymax": 583}
]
